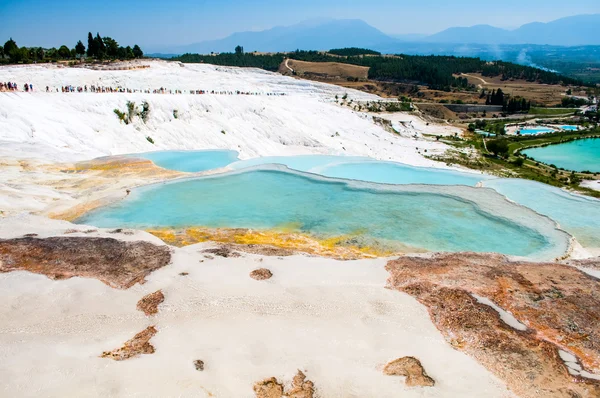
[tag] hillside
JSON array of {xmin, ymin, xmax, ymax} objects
[{"xmin": 0, "ymin": 61, "xmax": 453, "ymax": 167}]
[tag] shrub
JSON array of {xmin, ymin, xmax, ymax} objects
[
  {"xmin": 126, "ymin": 101, "xmax": 137, "ymax": 123},
  {"xmin": 487, "ymin": 139, "xmax": 509, "ymax": 157},
  {"xmin": 140, "ymin": 101, "xmax": 150, "ymax": 123},
  {"xmin": 114, "ymin": 109, "xmax": 128, "ymax": 124}
]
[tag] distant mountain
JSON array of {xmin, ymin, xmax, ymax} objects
[
  {"xmin": 425, "ymin": 14, "xmax": 600, "ymax": 46},
  {"xmin": 168, "ymin": 19, "xmax": 397, "ymax": 54},
  {"xmin": 153, "ymin": 15, "xmax": 600, "ymax": 56}
]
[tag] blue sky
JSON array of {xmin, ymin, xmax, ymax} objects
[{"xmin": 1, "ymin": 0, "xmax": 598, "ymax": 49}]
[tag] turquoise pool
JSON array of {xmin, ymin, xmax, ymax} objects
[
  {"xmin": 135, "ymin": 150, "xmax": 239, "ymax": 172},
  {"xmin": 483, "ymin": 178, "xmax": 600, "ymax": 248},
  {"xmin": 78, "ymin": 167, "xmax": 570, "ymax": 260},
  {"xmin": 522, "ymin": 138, "xmax": 600, "ymax": 172},
  {"xmin": 518, "ymin": 127, "xmax": 555, "ymax": 135},
  {"xmin": 229, "ymin": 155, "xmax": 488, "ymax": 186},
  {"xmin": 560, "ymin": 125, "xmax": 578, "ymax": 131}
]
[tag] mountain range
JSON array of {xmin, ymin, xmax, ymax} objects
[{"xmin": 151, "ymin": 14, "xmax": 600, "ymax": 55}]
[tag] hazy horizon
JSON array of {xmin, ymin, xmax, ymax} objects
[{"xmin": 1, "ymin": 0, "xmax": 599, "ymax": 49}]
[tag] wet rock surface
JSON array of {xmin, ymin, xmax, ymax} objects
[
  {"xmin": 386, "ymin": 253, "xmax": 600, "ymax": 398},
  {"xmin": 253, "ymin": 371, "xmax": 315, "ymax": 398},
  {"xmin": 250, "ymin": 268, "xmax": 273, "ymax": 280},
  {"xmin": 136, "ymin": 290, "xmax": 165, "ymax": 316},
  {"xmin": 383, "ymin": 356, "xmax": 435, "ymax": 387},
  {"xmin": 0, "ymin": 236, "xmax": 171, "ymax": 289},
  {"xmin": 101, "ymin": 326, "xmax": 157, "ymax": 361}
]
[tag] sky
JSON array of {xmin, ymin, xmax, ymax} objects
[{"xmin": 1, "ymin": 0, "xmax": 599, "ymax": 50}]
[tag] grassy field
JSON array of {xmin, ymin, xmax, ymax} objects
[
  {"xmin": 528, "ymin": 107, "xmax": 578, "ymax": 116},
  {"xmin": 281, "ymin": 59, "xmax": 369, "ymax": 80}
]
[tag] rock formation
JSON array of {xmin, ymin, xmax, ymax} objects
[
  {"xmin": 250, "ymin": 268, "xmax": 273, "ymax": 280},
  {"xmin": 137, "ymin": 290, "xmax": 165, "ymax": 315},
  {"xmin": 386, "ymin": 253, "xmax": 600, "ymax": 398},
  {"xmin": 101, "ymin": 326, "xmax": 157, "ymax": 361},
  {"xmin": 0, "ymin": 237, "xmax": 171, "ymax": 289},
  {"xmin": 253, "ymin": 370, "xmax": 315, "ymax": 398},
  {"xmin": 383, "ymin": 357, "xmax": 435, "ymax": 387}
]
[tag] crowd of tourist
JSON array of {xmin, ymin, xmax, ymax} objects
[{"xmin": 1, "ymin": 82, "xmax": 287, "ymax": 96}]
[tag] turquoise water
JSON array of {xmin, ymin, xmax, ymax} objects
[
  {"xmin": 475, "ymin": 129, "xmax": 496, "ymax": 136},
  {"xmin": 318, "ymin": 161, "xmax": 488, "ymax": 186},
  {"xmin": 560, "ymin": 125, "xmax": 578, "ymax": 131},
  {"xmin": 522, "ymin": 138, "xmax": 600, "ymax": 172},
  {"xmin": 483, "ymin": 178, "xmax": 600, "ymax": 248},
  {"xmin": 518, "ymin": 127, "xmax": 555, "ymax": 135},
  {"xmin": 135, "ymin": 150, "xmax": 239, "ymax": 172},
  {"xmin": 79, "ymin": 167, "xmax": 569, "ymax": 259},
  {"xmin": 230, "ymin": 155, "xmax": 488, "ymax": 186}
]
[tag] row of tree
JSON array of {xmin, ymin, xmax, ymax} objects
[
  {"xmin": 174, "ymin": 47, "xmax": 586, "ymax": 91},
  {"xmin": 1, "ymin": 34, "xmax": 143, "ymax": 64},
  {"xmin": 85, "ymin": 33, "xmax": 143, "ymax": 60}
]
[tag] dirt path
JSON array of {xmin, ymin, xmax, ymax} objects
[
  {"xmin": 284, "ymin": 58, "xmax": 294, "ymax": 73},
  {"xmin": 461, "ymin": 73, "xmax": 488, "ymax": 85}
]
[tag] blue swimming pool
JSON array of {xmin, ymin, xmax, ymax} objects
[
  {"xmin": 517, "ymin": 127, "xmax": 555, "ymax": 135},
  {"xmin": 78, "ymin": 167, "xmax": 570, "ymax": 260},
  {"xmin": 560, "ymin": 125, "xmax": 578, "ymax": 131}
]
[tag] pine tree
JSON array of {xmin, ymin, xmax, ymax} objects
[
  {"xmin": 87, "ymin": 32, "xmax": 95, "ymax": 57},
  {"xmin": 75, "ymin": 40, "xmax": 86, "ymax": 58}
]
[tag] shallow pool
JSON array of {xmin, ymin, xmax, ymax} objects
[
  {"xmin": 483, "ymin": 178, "xmax": 600, "ymax": 248},
  {"xmin": 135, "ymin": 150, "xmax": 239, "ymax": 172},
  {"xmin": 78, "ymin": 167, "xmax": 570, "ymax": 260},
  {"xmin": 522, "ymin": 138, "xmax": 600, "ymax": 172},
  {"xmin": 230, "ymin": 155, "xmax": 488, "ymax": 186}
]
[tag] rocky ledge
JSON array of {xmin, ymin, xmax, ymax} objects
[
  {"xmin": 0, "ymin": 236, "xmax": 171, "ymax": 289},
  {"xmin": 386, "ymin": 253, "xmax": 600, "ymax": 398}
]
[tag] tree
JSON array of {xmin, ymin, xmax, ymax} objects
[
  {"xmin": 58, "ymin": 45, "xmax": 71, "ymax": 59},
  {"xmin": 87, "ymin": 32, "xmax": 95, "ymax": 57},
  {"xmin": 4, "ymin": 38, "xmax": 18, "ymax": 61},
  {"xmin": 75, "ymin": 40, "xmax": 86, "ymax": 58},
  {"xmin": 235, "ymin": 45, "xmax": 244, "ymax": 55},
  {"xmin": 102, "ymin": 37, "xmax": 119, "ymax": 58},
  {"xmin": 0, "ymin": 46, "xmax": 4, "ymax": 59},
  {"xmin": 95, "ymin": 33, "xmax": 105, "ymax": 58},
  {"xmin": 132, "ymin": 44, "xmax": 143, "ymax": 58},
  {"xmin": 125, "ymin": 46, "xmax": 134, "ymax": 59},
  {"xmin": 36, "ymin": 47, "xmax": 44, "ymax": 60},
  {"xmin": 487, "ymin": 139, "xmax": 509, "ymax": 157}
]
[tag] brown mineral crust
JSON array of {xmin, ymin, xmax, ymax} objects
[
  {"xmin": 137, "ymin": 290, "xmax": 165, "ymax": 315},
  {"xmin": 250, "ymin": 268, "xmax": 273, "ymax": 281},
  {"xmin": 383, "ymin": 357, "xmax": 435, "ymax": 387},
  {"xmin": 202, "ymin": 246, "xmax": 241, "ymax": 258},
  {"xmin": 386, "ymin": 253, "xmax": 600, "ymax": 398},
  {"xmin": 253, "ymin": 377, "xmax": 284, "ymax": 398},
  {"xmin": 253, "ymin": 371, "xmax": 315, "ymax": 398},
  {"xmin": 101, "ymin": 326, "xmax": 157, "ymax": 361},
  {"xmin": 193, "ymin": 359, "xmax": 204, "ymax": 371},
  {"xmin": 0, "ymin": 237, "xmax": 171, "ymax": 289},
  {"xmin": 286, "ymin": 370, "xmax": 315, "ymax": 398}
]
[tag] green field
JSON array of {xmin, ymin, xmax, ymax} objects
[{"xmin": 528, "ymin": 107, "xmax": 577, "ymax": 116}]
